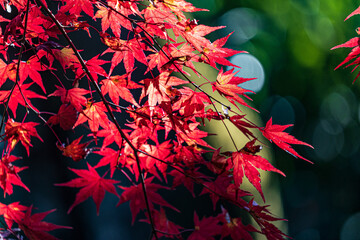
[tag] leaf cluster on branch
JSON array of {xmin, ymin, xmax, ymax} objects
[{"xmin": 0, "ymin": 0, "xmax": 314, "ymax": 239}]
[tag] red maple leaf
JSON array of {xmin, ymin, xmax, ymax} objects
[
  {"xmin": 56, "ymin": 163, "xmax": 120, "ymax": 215},
  {"xmin": 49, "ymin": 86, "xmax": 90, "ymax": 112},
  {"xmin": 229, "ymin": 114, "xmax": 257, "ymax": 139},
  {"xmin": 229, "ymin": 140, "xmax": 285, "ymax": 201},
  {"xmin": 0, "ymin": 83, "xmax": 46, "ymax": 118},
  {"xmin": 139, "ymin": 141, "xmax": 174, "ymax": 180},
  {"xmin": 73, "ymin": 101, "xmax": 110, "ymax": 133},
  {"xmin": 51, "ymin": 47, "xmax": 79, "ymax": 70},
  {"xmin": 95, "ymin": 121, "xmax": 126, "ymax": 149},
  {"xmin": 212, "ymin": 68, "xmax": 256, "ymax": 111},
  {"xmin": 206, "ymin": 148, "xmax": 228, "ymax": 174},
  {"xmin": 47, "ymin": 104, "xmax": 77, "ymax": 131},
  {"xmin": 188, "ymin": 212, "xmax": 222, "ymax": 240},
  {"xmin": 117, "ymin": 176, "xmax": 178, "ymax": 224},
  {"xmin": 57, "ymin": 136, "xmax": 91, "ymax": 162},
  {"xmin": 101, "ymin": 35, "xmax": 148, "ymax": 73},
  {"xmin": 74, "ymin": 54, "xmax": 108, "ymax": 83},
  {"xmin": 345, "ymin": 5, "xmax": 360, "ymax": 21},
  {"xmin": 332, "ymin": 10, "xmax": 360, "ymax": 82},
  {"xmin": 60, "ymin": 0, "xmax": 94, "ymax": 17},
  {"xmin": 101, "ymin": 73, "xmax": 141, "ymax": 107},
  {"xmin": 18, "ymin": 56, "xmax": 46, "ymax": 93},
  {"xmin": 0, "ymin": 155, "xmax": 29, "ymax": 196},
  {"xmin": 0, "ymin": 202, "xmax": 27, "ymax": 228},
  {"xmin": 260, "ymin": 118, "xmax": 314, "ymax": 162},
  {"xmin": 140, "ymin": 71, "xmax": 186, "ymax": 107},
  {"xmin": 4, "ymin": 119, "xmax": 43, "ymax": 156},
  {"xmin": 95, "ymin": 5, "xmax": 132, "ymax": 37},
  {"xmin": 247, "ymin": 199, "xmax": 289, "ymax": 239},
  {"xmin": 0, "ymin": 58, "xmax": 8, "ymax": 86},
  {"xmin": 201, "ymin": 33, "xmax": 244, "ymax": 68},
  {"xmin": 179, "ymin": 87, "xmax": 210, "ymax": 117},
  {"xmin": 94, "ymin": 147, "xmax": 121, "ymax": 177},
  {"xmin": 141, "ymin": 208, "xmax": 183, "ymax": 239},
  {"xmin": 200, "ymin": 173, "xmax": 249, "ymax": 210},
  {"xmin": 219, "ymin": 208, "xmax": 258, "ymax": 240},
  {"xmin": 169, "ymin": 167, "xmax": 208, "ymax": 197},
  {"xmin": 18, "ymin": 206, "xmax": 72, "ymax": 240}
]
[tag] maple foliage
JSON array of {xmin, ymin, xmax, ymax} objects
[
  {"xmin": 332, "ymin": 5, "xmax": 360, "ymax": 82},
  {"xmin": 0, "ymin": 0, "xmax": 315, "ymax": 239},
  {"xmin": 55, "ymin": 163, "xmax": 119, "ymax": 215}
]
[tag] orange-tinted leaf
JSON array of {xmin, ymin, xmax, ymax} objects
[
  {"xmin": 57, "ymin": 136, "xmax": 91, "ymax": 162},
  {"xmin": 101, "ymin": 73, "xmax": 141, "ymax": 107},
  {"xmin": 0, "ymin": 202, "xmax": 27, "ymax": 228},
  {"xmin": 73, "ymin": 101, "xmax": 110, "ymax": 133},
  {"xmin": 51, "ymin": 47, "xmax": 79, "ymax": 70},
  {"xmin": 4, "ymin": 119, "xmax": 42, "ymax": 156}
]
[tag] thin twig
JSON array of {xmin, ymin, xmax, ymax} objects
[{"xmin": 34, "ymin": 1, "xmax": 159, "ymax": 238}]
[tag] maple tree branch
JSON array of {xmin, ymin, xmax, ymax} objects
[
  {"xmin": 209, "ymin": 99, "xmax": 239, "ymax": 151},
  {"xmin": 0, "ymin": 0, "xmax": 31, "ymax": 133},
  {"xmin": 34, "ymin": 1, "xmax": 159, "ymax": 239},
  {"xmin": 96, "ymin": 0, "xmax": 240, "ymax": 152},
  {"xmin": 0, "ymin": 218, "xmax": 22, "ymax": 240},
  {"xmin": 96, "ymin": 0, "xmax": 231, "ymax": 109}
]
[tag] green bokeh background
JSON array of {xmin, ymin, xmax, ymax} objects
[{"xmin": 189, "ymin": 0, "xmax": 360, "ymax": 239}]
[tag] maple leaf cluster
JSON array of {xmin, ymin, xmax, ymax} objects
[
  {"xmin": 331, "ymin": 5, "xmax": 360, "ymax": 85},
  {"xmin": 0, "ymin": 0, "xmax": 313, "ymax": 239}
]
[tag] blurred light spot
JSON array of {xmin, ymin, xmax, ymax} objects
[
  {"xmin": 229, "ymin": 53, "xmax": 265, "ymax": 93},
  {"xmin": 320, "ymin": 119, "xmax": 343, "ymax": 135},
  {"xmin": 341, "ymin": 212, "xmax": 360, "ymax": 240},
  {"xmin": 291, "ymin": 0, "xmax": 320, "ymax": 13},
  {"xmin": 321, "ymin": 92, "xmax": 351, "ymax": 126},
  {"xmin": 219, "ymin": 8, "xmax": 261, "ymax": 45},
  {"xmin": 341, "ymin": 125, "xmax": 360, "ymax": 158},
  {"xmin": 305, "ymin": 15, "xmax": 335, "ymax": 50},
  {"xmin": 296, "ymin": 228, "xmax": 321, "ymax": 240},
  {"xmin": 270, "ymin": 97, "xmax": 295, "ymax": 126},
  {"xmin": 313, "ymin": 119, "xmax": 343, "ymax": 161},
  {"xmin": 290, "ymin": 31, "xmax": 322, "ymax": 68}
]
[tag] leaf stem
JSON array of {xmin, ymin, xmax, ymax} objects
[{"xmin": 34, "ymin": 1, "xmax": 159, "ymax": 238}]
